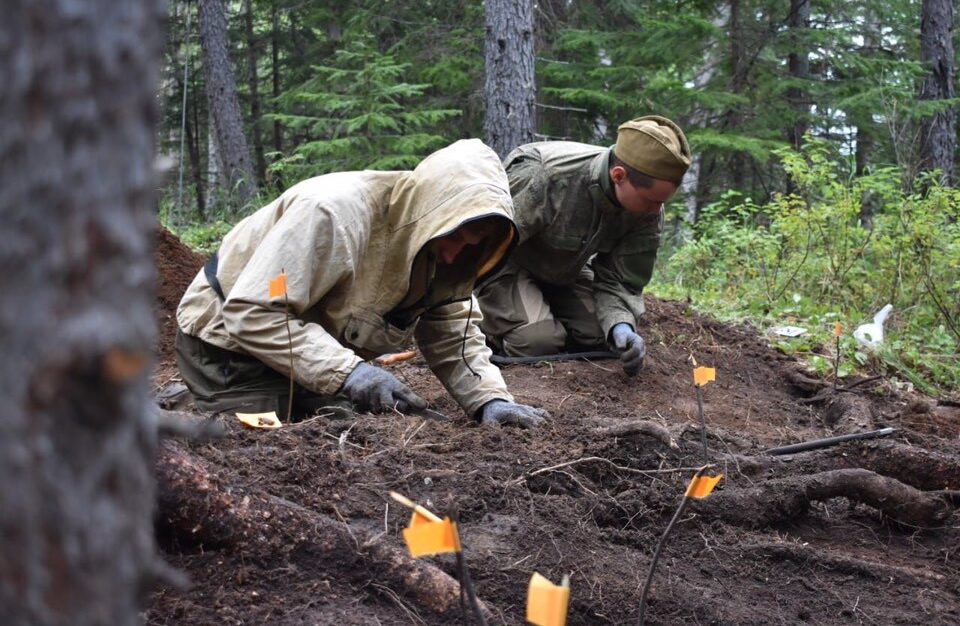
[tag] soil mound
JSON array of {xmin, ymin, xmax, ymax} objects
[
  {"xmin": 147, "ymin": 278, "xmax": 960, "ymax": 624},
  {"xmin": 155, "ymin": 227, "xmax": 203, "ymax": 364}
]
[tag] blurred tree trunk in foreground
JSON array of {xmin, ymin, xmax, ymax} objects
[{"xmin": 0, "ymin": 2, "xmax": 164, "ymax": 623}]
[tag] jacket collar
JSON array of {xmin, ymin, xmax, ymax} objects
[{"xmin": 591, "ymin": 148, "xmax": 622, "ymax": 212}]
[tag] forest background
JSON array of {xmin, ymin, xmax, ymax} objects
[{"xmin": 158, "ymin": 0, "xmax": 959, "ymax": 394}]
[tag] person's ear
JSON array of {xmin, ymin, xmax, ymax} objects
[{"xmin": 610, "ymin": 165, "xmax": 627, "ymax": 186}]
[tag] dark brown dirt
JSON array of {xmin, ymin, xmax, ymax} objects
[
  {"xmin": 147, "ymin": 231, "xmax": 960, "ymax": 625},
  {"xmin": 154, "ymin": 227, "xmax": 203, "ymax": 374}
]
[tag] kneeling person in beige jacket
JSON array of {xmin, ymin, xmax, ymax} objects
[{"xmin": 176, "ymin": 140, "xmax": 547, "ymax": 428}]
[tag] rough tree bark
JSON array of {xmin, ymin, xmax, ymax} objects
[
  {"xmin": 198, "ymin": 0, "xmax": 256, "ymax": 205},
  {"xmin": 484, "ymin": 0, "xmax": 536, "ymax": 159},
  {"xmin": 918, "ymin": 0, "xmax": 956, "ymax": 185},
  {"xmin": 0, "ymin": 2, "xmax": 164, "ymax": 623},
  {"xmin": 243, "ymin": 0, "xmax": 267, "ymax": 184}
]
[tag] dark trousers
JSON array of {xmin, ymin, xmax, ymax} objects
[{"xmin": 175, "ymin": 329, "xmax": 352, "ymax": 419}]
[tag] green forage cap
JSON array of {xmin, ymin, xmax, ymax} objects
[{"xmin": 614, "ymin": 115, "xmax": 691, "ymax": 183}]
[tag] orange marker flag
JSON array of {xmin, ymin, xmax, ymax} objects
[
  {"xmin": 526, "ymin": 573, "xmax": 570, "ymax": 626},
  {"xmin": 402, "ymin": 510, "xmax": 461, "ymax": 558},
  {"xmin": 268, "ymin": 272, "xmax": 288, "ymax": 299},
  {"xmin": 834, "ymin": 321, "xmax": 843, "ymax": 338},
  {"xmin": 685, "ymin": 474, "xmax": 723, "ymax": 499},
  {"xmin": 693, "ymin": 366, "xmax": 716, "ymax": 387}
]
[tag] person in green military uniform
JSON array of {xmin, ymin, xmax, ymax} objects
[
  {"xmin": 475, "ymin": 116, "xmax": 691, "ymax": 375},
  {"xmin": 175, "ymin": 139, "xmax": 548, "ymax": 428}
]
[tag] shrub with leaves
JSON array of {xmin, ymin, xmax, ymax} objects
[{"xmin": 653, "ymin": 137, "xmax": 960, "ymax": 392}]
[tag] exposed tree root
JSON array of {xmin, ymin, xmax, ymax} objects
[
  {"xmin": 593, "ymin": 418, "xmax": 679, "ymax": 449},
  {"xmin": 695, "ymin": 468, "xmax": 955, "ymax": 528},
  {"xmin": 785, "ymin": 368, "xmax": 827, "ymax": 394},
  {"xmin": 155, "ymin": 440, "xmax": 489, "ymax": 620},
  {"xmin": 823, "ymin": 440, "xmax": 960, "ymax": 491},
  {"xmin": 740, "ymin": 541, "xmax": 946, "ymax": 584}
]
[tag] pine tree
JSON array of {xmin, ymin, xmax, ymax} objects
[{"xmin": 269, "ymin": 28, "xmax": 460, "ymax": 185}]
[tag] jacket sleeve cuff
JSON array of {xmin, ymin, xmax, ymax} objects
[
  {"xmin": 310, "ymin": 353, "xmax": 364, "ymax": 396},
  {"xmin": 599, "ymin": 310, "xmax": 639, "ymax": 343}
]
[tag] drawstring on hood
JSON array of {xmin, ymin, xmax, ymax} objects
[{"xmin": 461, "ymin": 297, "xmax": 481, "ymax": 378}]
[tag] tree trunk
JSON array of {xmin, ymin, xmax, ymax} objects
[
  {"xmin": 483, "ymin": 0, "xmax": 536, "ymax": 159},
  {"xmin": 208, "ymin": 111, "xmax": 221, "ymax": 210},
  {"xmin": 0, "ymin": 2, "xmax": 163, "ymax": 623},
  {"xmin": 918, "ymin": 0, "xmax": 956, "ymax": 185},
  {"xmin": 243, "ymin": 0, "xmax": 267, "ymax": 184},
  {"xmin": 725, "ymin": 0, "xmax": 747, "ymax": 190},
  {"xmin": 191, "ymin": 62, "xmax": 207, "ymax": 215},
  {"xmin": 271, "ymin": 3, "xmax": 283, "ymax": 156},
  {"xmin": 185, "ymin": 96, "xmax": 207, "ymax": 217},
  {"xmin": 172, "ymin": 37, "xmax": 206, "ymax": 218},
  {"xmin": 785, "ymin": 0, "xmax": 810, "ymax": 151},
  {"xmin": 197, "ymin": 0, "xmax": 256, "ymax": 206},
  {"xmin": 683, "ymin": 5, "xmax": 729, "ymax": 229}
]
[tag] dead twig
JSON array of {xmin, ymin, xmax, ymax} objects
[{"xmin": 508, "ymin": 457, "xmax": 702, "ymax": 486}]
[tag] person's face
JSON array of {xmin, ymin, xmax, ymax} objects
[
  {"xmin": 433, "ymin": 221, "xmax": 495, "ymax": 266},
  {"xmin": 611, "ymin": 166, "xmax": 678, "ymax": 216}
]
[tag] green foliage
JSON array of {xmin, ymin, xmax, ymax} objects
[
  {"xmin": 652, "ymin": 138, "xmax": 960, "ymax": 393},
  {"xmin": 267, "ymin": 28, "xmax": 460, "ymax": 186}
]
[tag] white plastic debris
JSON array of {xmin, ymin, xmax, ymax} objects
[
  {"xmin": 853, "ymin": 304, "xmax": 893, "ymax": 350},
  {"xmin": 772, "ymin": 326, "xmax": 808, "ymax": 337}
]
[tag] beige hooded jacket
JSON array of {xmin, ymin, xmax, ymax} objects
[{"xmin": 177, "ymin": 139, "xmax": 516, "ymax": 416}]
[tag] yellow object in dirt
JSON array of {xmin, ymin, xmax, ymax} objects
[
  {"xmin": 693, "ymin": 366, "xmax": 716, "ymax": 387},
  {"xmin": 526, "ymin": 572, "xmax": 570, "ymax": 626},
  {"xmin": 834, "ymin": 321, "xmax": 843, "ymax": 337},
  {"xmin": 268, "ymin": 272, "xmax": 288, "ymax": 299},
  {"xmin": 684, "ymin": 474, "xmax": 723, "ymax": 499},
  {"xmin": 236, "ymin": 411, "xmax": 283, "ymax": 429}
]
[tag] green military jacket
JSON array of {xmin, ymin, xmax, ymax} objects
[{"xmin": 504, "ymin": 141, "xmax": 663, "ymax": 337}]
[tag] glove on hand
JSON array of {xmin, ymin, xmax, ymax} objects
[
  {"xmin": 610, "ymin": 322, "xmax": 645, "ymax": 376},
  {"xmin": 479, "ymin": 399, "xmax": 549, "ymax": 429},
  {"xmin": 341, "ymin": 362, "xmax": 427, "ymax": 414}
]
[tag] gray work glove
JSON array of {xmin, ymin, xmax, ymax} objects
[
  {"xmin": 341, "ymin": 362, "xmax": 427, "ymax": 414},
  {"xmin": 479, "ymin": 399, "xmax": 549, "ymax": 428},
  {"xmin": 610, "ymin": 322, "xmax": 645, "ymax": 376}
]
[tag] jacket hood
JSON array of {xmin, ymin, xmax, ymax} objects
[{"xmin": 385, "ymin": 139, "xmax": 517, "ymax": 284}]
